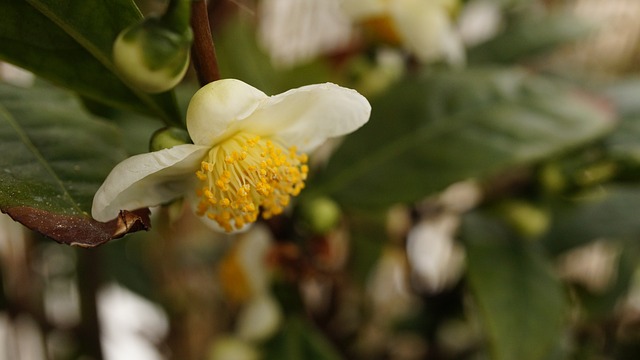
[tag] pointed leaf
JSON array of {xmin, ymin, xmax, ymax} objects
[
  {"xmin": 463, "ymin": 214, "xmax": 567, "ymax": 360},
  {"xmin": 0, "ymin": 83, "xmax": 150, "ymax": 246},
  {"xmin": 0, "ymin": 0, "xmax": 181, "ymax": 124},
  {"xmin": 309, "ymin": 68, "xmax": 614, "ymax": 209}
]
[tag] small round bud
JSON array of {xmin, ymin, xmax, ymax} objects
[
  {"xmin": 150, "ymin": 127, "xmax": 190, "ymax": 151},
  {"xmin": 301, "ymin": 197, "xmax": 342, "ymax": 234},
  {"xmin": 113, "ymin": 18, "xmax": 192, "ymax": 93},
  {"xmin": 499, "ymin": 200, "xmax": 550, "ymax": 239}
]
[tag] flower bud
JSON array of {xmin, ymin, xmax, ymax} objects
[
  {"xmin": 113, "ymin": 17, "xmax": 192, "ymax": 93},
  {"xmin": 499, "ymin": 200, "xmax": 550, "ymax": 239},
  {"xmin": 301, "ymin": 197, "xmax": 342, "ymax": 234},
  {"xmin": 149, "ymin": 127, "xmax": 191, "ymax": 151}
]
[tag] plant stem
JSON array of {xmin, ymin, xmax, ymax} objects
[
  {"xmin": 190, "ymin": 0, "xmax": 220, "ymax": 86},
  {"xmin": 76, "ymin": 248, "xmax": 104, "ymax": 360}
]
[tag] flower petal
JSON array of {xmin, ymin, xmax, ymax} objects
[
  {"xmin": 186, "ymin": 79, "xmax": 268, "ymax": 146},
  {"xmin": 242, "ymin": 83, "xmax": 371, "ymax": 152},
  {"xmin": 391, "ymin": 0, "xmax": 465, "ymax": 65},
  {"xmin": 91, "ymin": 144, "xmax": 209, "ymax": 222}
]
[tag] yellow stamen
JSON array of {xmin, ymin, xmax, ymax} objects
[
  {"xmin": 195, "ymin": 132, "xmax": 308, "ymax": 231},
  {"xmin": 218, "ymin": 246, "xmax": 252, "ymax": 303}
]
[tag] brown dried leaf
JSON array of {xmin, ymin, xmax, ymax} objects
[{"xmin": 2, "ymin": 207, "xmax": 151, "ymax": 247}]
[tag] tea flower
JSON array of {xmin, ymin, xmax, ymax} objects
[
  {"xmin": 91, "ymin": 79, "xmax": 370, "ymax": 232},
  {"xmin": 217, "ymin": 226, "xmax": 282, "ymax": 341},
  {"xmin": 343, "ymin": 0, "xmax": 465, "ymax": 65}
]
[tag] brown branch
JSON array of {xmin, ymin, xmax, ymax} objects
[{"xmin": 190, "ymin": 0, "xmax": 221, "ymax": 86}]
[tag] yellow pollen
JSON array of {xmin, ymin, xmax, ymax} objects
[{"xmin": 194, "ymin": 132, "xmax": 309, "ymax": 232}]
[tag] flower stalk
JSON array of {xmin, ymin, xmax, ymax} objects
[{"xmin": 190, "ymin": 0, "xmax": 221, "ymax": 86}]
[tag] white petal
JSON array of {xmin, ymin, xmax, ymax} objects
[
  {"xmin": 186, "ymin": 79, "xmax": 268, "ymax": 146},
  {"xmin": 391, "ymin": 1, "xmax": 465, "ymax": 65},
  {"xmin": 91, "ymin": 144, "xmax": 209, "ymax": 222},
  {"xmin": 242, "ymin": 83, "xmax": 371, "ymax": 152},
  {"xmin": 236, "ymin": 294, "xmax": 282, "ymax": 342}
]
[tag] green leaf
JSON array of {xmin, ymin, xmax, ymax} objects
[
  {"xmin": 263, "ymin": 316, "xmax": 343, "ymax": 360},
  {"xmin": 601, "ymin": 79, "xmax": 640, "ymax": 164},
  {"xmin": 543, "ymin": 186, "xmax": 640, "ymax": 254},
  {"xmin": 463, "ymin": 214, "xmax": 567, "ymax": 360},
  {"xmin": 0, "ymin": 83, "xmax": 149, "ymax": 246},
  {"xmin": 468, "ymin": 13, "xmax": 591, "ymax": 64},
  {"xmin": 215, "ymin": 16, "xmax": 332, "ymax": 95},
  {"xmin": 0, "ymin": 1, "xmax": 181, "ymax": 125},
  {"xmin": 308, "ymin": 68, "xmax": 614, "ymax": 209}
]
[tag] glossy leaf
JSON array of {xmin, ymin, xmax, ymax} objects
[
  {"xmin": 0, "ymin": 83, "xmax": 150, "ymax": 246},
  {"xmin": 0, "ymin": 1, "xmax": 181, "ymax": 124},
  {"xmin": 468, "ymin": 13, "xmax": 590, "ymax": 64},
  {"xmin": 463, "ymin": 214, "xmax": 567, "ymax": 360},
  {"xmin": 309, "ymin": 68, "xmax": 614, "ymax": 209}
]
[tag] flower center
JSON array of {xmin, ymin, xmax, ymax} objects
[
  {"xmin": 362, "ymin": 15, "xmax": 402, "ymax": 45},
  {"xmin": 195, "ymin": 132, "xmax": 309, "ymax": 232}
]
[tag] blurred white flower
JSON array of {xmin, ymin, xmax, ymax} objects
[
  {"xmin": 342, "ymin": 0, "xmax": 465, "ymax": 65},
  {"xmin": 367, "ymin": 246, "xmax": 418, "ymax": 322},
  {"xmin": 438, "ymin": 180, "xmax": 482, "ymax": 213},
  {"xmin": 98, "ymin": 283, "xmax": 169, "ymax": 360},
  {"xmin": 557, "ymin": 240, "xmax": 620, "ymax": 293},
  {"xmin": 258, "ymin": 0, "xmax": 353, "ymax": 67},
  {"xmin": 92, "ymin": 79, "xmax": 370, "ymax": 232},
  {"xmin": 457, "ymin": 0, "xmax": 503, "ymax": 46},
  {"xmin": 218, "ymin": 225, "xmax": 282, "ymax": 342},
  {"xmin": 218, "ymin": 225, "xmax": 274, "ymax": 303},
  {"xmin": 236, "ymin": 294, "xmax": 282, "ymax": 342},
  {"xmin": 406, "ymin": 215, "xmax": 465, "ymax": 293}
]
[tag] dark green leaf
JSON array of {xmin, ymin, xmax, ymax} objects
[
  {"xmin": 0, "ymin": 83, "xmax": 149, "ymax": 246},
  {"xmin": 601, "ymin": 79, "xmax": 640, "ymax": 164},
  {"xmin": 309, "ymin": 68, "xmax": 614, "ymax": 209},
  {"xmin": 215, "ymin": 16, "xmax": 332, "ymax": 95},
  {"xmin": 0, "ymin": 1, "xmax": 181, "ymax": 124},
  {"xmin": 543, "ymin": 186, "xmax": 640, "ymax": 254},
  {"xmin": 263, "ymin": 316, "xmax": 343, "ymax": 360},
  {"xmin": 468, "ymin": 13, "xmax": 591, "ymax": 64},
  {"xmin": 463, "ymin": 214, "xmax": 567, "ymax": 360}
]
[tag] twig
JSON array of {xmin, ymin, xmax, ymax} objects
[{"xmin": 190, "ymin": 0, "xmax": 221, "ymax": 86}]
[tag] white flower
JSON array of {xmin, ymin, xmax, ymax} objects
[
  {"xmin": 342, "ymin": 0, "xmax": 465, "ymax": 65},
  {"xmin": 218, "ymin": 225, "xmax": 274, "ymax": 303},
  {"xmin": 406, "ymin": 215, "xmax": 465, "ymax": 293},
  {"xmin": 218, "ymin": 226, "xmax": 283, "ymax": 341},
  {"xmin": 91, "ymin": 79, "xmax": 370, "ymax": 232},
  {"xmin": 258, "ymin": 0, "xmax": 353, "ymax": 67}
]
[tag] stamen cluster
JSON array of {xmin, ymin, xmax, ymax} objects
[{"xmin": 195, "ymin": 133, "xmax": 308, "ymax": 232}]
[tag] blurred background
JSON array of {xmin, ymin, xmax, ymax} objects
[{"xmin": 4, "ymin": 0, "xmax": 640, "ymax": 359}]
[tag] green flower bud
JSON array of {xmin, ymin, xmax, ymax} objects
[
  {"xmin": 499, "ymin": 200, "xmax": 550, "ymax": 239},
  {"xmin": 113, "ymin": 17, "xmax": 192, "ymax": 93},
  {"xmin": 150, "ymin": 127, "xmax": 191, "ymax": 151},
  {"xmin": 301, "ymin": 197, "xmax": 342, "ymax": 234}
]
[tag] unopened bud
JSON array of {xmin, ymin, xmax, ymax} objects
[
  {"xmin": 499, "ymin": 200, "xmax": 550, "ymax": 239},
  {"xmin": 301, "ymin": 197, "xmax": 342, "ymax": 234},
  {"xmin": 113, "ymin": 18, "xmax": 192, "ymax": 93},
  {"xmin": 150, "ymin": 127, "xmax": 190, "ymax": 151}
]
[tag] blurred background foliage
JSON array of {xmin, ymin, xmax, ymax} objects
[{"xmin": 4, "ymin": 0, "xmax": 640, "ymax": 359}]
